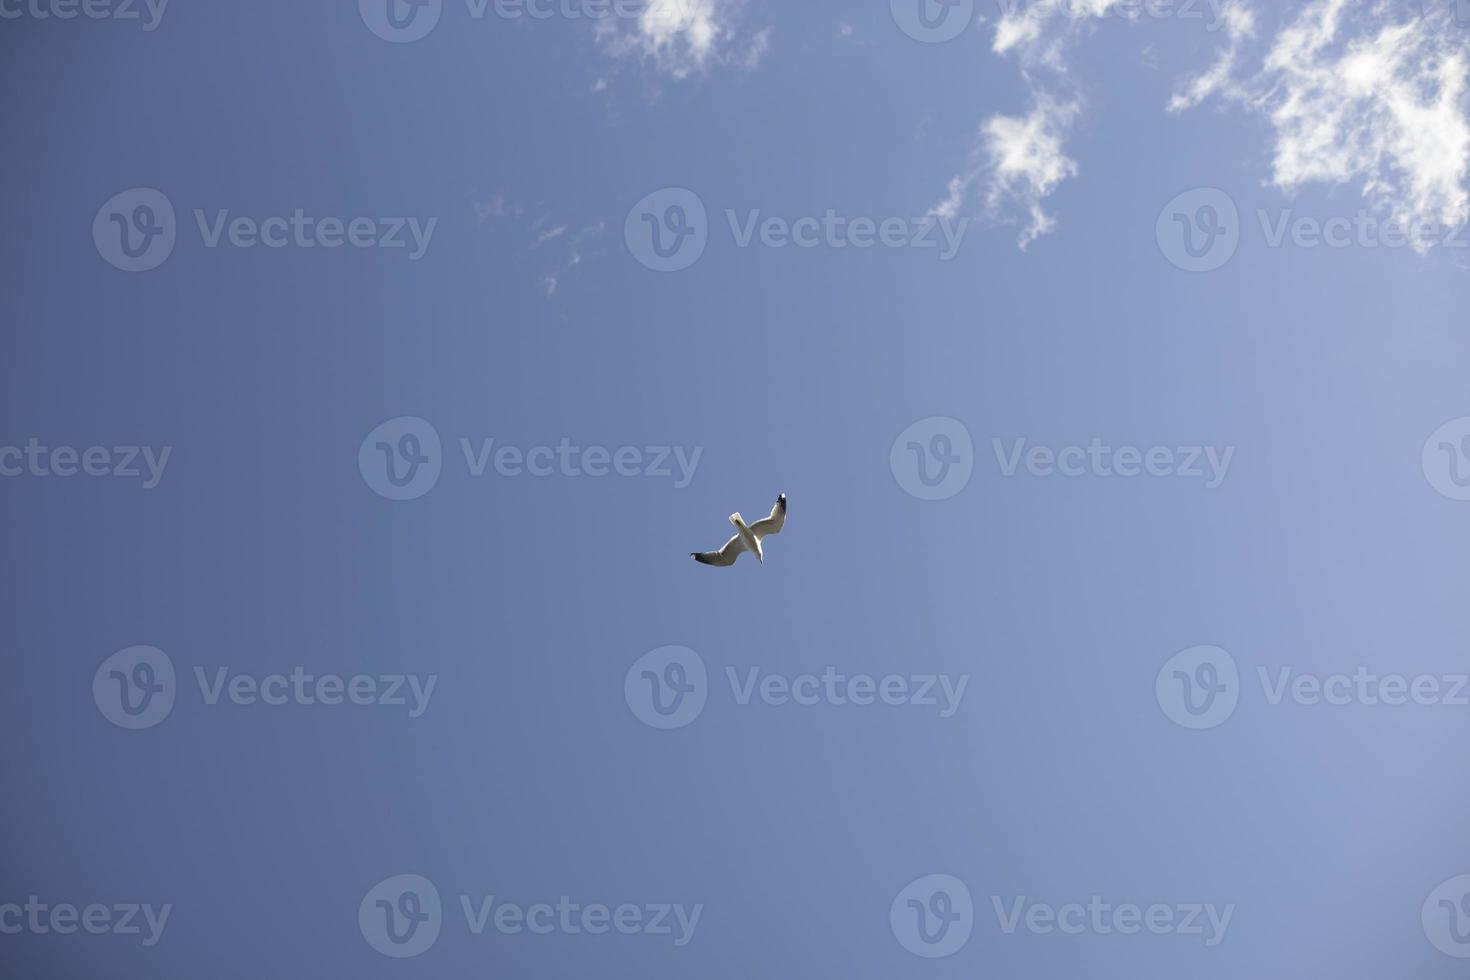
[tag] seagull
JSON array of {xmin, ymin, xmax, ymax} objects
[{"xmin": 691, "ymin": 493, "xmax": 786, "ymax": 566}]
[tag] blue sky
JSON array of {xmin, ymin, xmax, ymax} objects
[{"xmin": 4, "ymin": 0, "xmax": 1470, "ymax": 977}]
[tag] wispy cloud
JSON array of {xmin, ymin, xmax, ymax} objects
[
  {"xmin": 472, "ymin": 194, "xmax": 607, "ymax": 299},
  {"xmin": 932, "ymin": 3, "xmax": 1115, "ymax": 247},
  {"xmin": 1171, "ymin": 1, "xmax": 1470, "ymax": 247},
  {"xmin": 472, "ymin": 191, "xmax": 521, "ymax": 223},
  {"xmin": 594, "ymin": 0, "xmax": 770, "ymax": 80},
  {"xmin": 939, "ymin": 1, "xmax": 1470, "ymax": 252},
  {"xmin": 531, "ymin": 224, "xmax": 569, "ymax": 250},
  {"xmin": 1167, "ymin": 4, "xmax": 1255, "ymax": 111},
  {"xmin": 542, "ymin": 222, "xmax": 607, "ymax": 296}
]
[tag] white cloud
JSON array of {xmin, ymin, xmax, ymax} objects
[
  {"xmin": 540, "ymin": 222, "xmax": 607, "ymax": 299},
  {"xmin": 595, "ymin": 0, "xmax": 768, "ymax": 80},
  {"xmin": 471, "ymin": 191, "xmax": 520, "ymax": 223},
  {"xmin": 993, "ymin": 13, "xmax": 1043, "ymax": 55},
  {"xmin": 982, "ymin": 99, "xmax": 1082, "ymax": 247},
  {"xmin": 933, "ymin": 97, "xmax": 1080, "ymax": 248},
  {"xmin": 1166, "ymin": 3, "xmax": 1255, "ymax": 111},
  {"xmin": 1171, "ymin": 1, "xmax": 1470, "ymax": 244},
  {"xmin": 531, "ymin": 224, "xmax": 569, "ymax": 249},
  {"xmin": 932, "ymin": 4, "xmax": 1112, "ymax": 247},
  {"xmin": 941, "ymin": 1, "xmax": 1470, "ymax": 252},
  {"xmin": 739, "ymin": 27, "xmax": 772, "ymax": 70},
  {"xmin": 474, "ymin": 198, "xmax": 606, "ymax": 299}
]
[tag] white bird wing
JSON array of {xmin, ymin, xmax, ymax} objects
[
  {"xmin": 748, "ymin": 494, "xmax": 787, "ymax": 539},
  {"xmin": 691, "ymin": 533, "xmax": 748, "ymax": 566}
]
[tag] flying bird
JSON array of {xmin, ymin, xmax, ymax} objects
[{"xmin": 691, "ymin": 493, "xmax": 786, "ymax": 566}]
